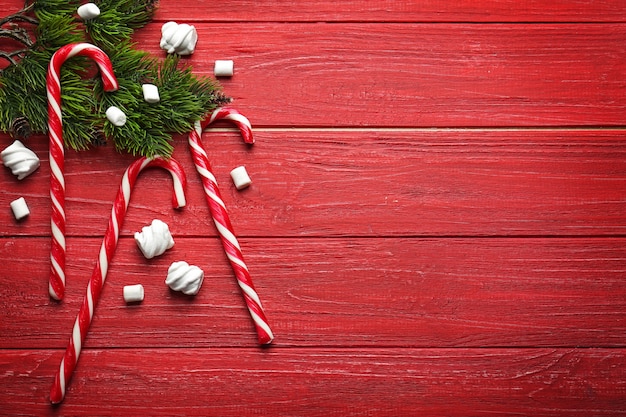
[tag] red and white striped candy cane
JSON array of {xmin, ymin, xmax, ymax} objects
[
  {"xmin": 50, "ymin": 156, "xmax": 186, "ymax": 404},
  {"xmin": 47, "ymin": 43, "xmax": 119, "ymax": 301},
  {"xmin": 206, "ymin": 107, "xmax": 254, "ymax": 144},
  {"xmin": 188, "ymin": 108, "xmax": 274, "ymax": 345}
]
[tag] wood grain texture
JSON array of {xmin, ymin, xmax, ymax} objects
[
  {"xmin": 1, "ymin": 348, "xmax": 625, "ymax": 416},
  {"xmin": 151, "ymin": 0, "xmax": 626, "ymax": 23},
  {"xmin": 1, "ymin": 237, "xmax": 625, "ymax": 349},
  {"xmin": 4, "ymin": 0, "xmax": 626, "ymax": 23},
  {"xmin": 128, "ymin": 23, "xmax": 626, "ymax": 128},
  {"xmin": 0, "ymin": 348, "xmax": 626, "ymax": 416},
  {"xmin": 2, "ymin": 130, "xmax": 625, "ymax": 238},
  {"xmin": 1, "ymin": 0, "xmax": 625, "ymax": 414}
]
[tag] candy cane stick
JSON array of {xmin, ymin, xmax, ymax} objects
[
  {"xmin": 206, "ymin": 107, "xmax": 254, "ymax": 144},
  {"xmin": 48, "ymin": 43, "xmax": 119, "ymax": 301},
  {"xmin": 50, "ymin": 156, "xmax": 187, "ymax": 404},
  {"xmin": 188, "ymin": 108, "xmax": 273, "ymax": 345}
]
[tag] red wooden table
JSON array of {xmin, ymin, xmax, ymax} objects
[{"xmin": 1, "ymin": 1, "xmax": 626, "ymax": 415}]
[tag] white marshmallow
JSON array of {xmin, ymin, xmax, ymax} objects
[
  {"xmin": 142, "ymin": 84, "xmax": 160, "ymax": 103},
  {"xmin": 106, "ymin": 106, "xmax": 127, "ymax": 127},
  {"xmin": 165, "ymin": 261, "xmax": 204, "ymax": 295},
  {"xmin": 160, "ymin": 21, "xmax": 198, "ymax": 55},
  {"xmin": 10, "ymin": 197, "xmax": 29, "ymax": 220},
  {"xmin": 134, "ymin": 219, "xmax": 174, "ymax": 259},
  {"xmin": 123, "ymin": 284, "xmax": 145, "ymax": 303},
  {"xmin": 1, "ymin": 140, "xmax": 40, "ymax": 180},
  {"xmin": 230, "ymin": 166, "xmax": 251, "ymax": 190},
  {"xmin": 214, "ymin": 60, "xmax": 234, "ymax": 77},
  {"xmin": 77, "ymin": 3, "xmax": 100, "ymax": 20}
]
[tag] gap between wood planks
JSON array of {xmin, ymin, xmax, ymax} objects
[{"xmin": 237, "ymin": 127, "xmax": 626, "ymax": 132}]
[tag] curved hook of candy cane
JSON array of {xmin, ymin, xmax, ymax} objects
[
  {"xmin": 205, "ymin": 107, "xmax": 254, "ymax": 144},
  {"xmin": 188, "ymin": 117, "xmax": 274, "ymax": 345},
  {"xmin": 47, "ymin": 43, "xmax": 119, "ymax": 301},
  {"xmin": 50, "ymin": 156, "xmax": 186, "ymax": 404}
]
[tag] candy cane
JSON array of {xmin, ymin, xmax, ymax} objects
[
  {"xmin": 50, "ymin": 156, "xmax": 187, "ymax": 404},
  {"xmin": 188, "ymin": 108, "xmax": 273, "ymax": 345},
  {"xmin": 206, "ymin": 107, "xmax": 254, "ymax": 144},
  {"xmin": 47, "ymin": 43, "xmax": 119, "ymax": 301}
]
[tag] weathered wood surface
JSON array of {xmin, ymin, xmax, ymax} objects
[
  {"xmin": 1, "ymin": 0, "xmax": 625, "ymax": 414},
  {"xmin": 152, "ymin": 0, "xmax": 626, "ymax": 22},
  {"xmin": 131, "ymin": 23, "xmax": 626, "ymax": 128},
  {"xmin": 7, "ymin": 0, "xmax": 626, "ymax": 22},
  {"xmin": 2, "ymin": 237, "xmax": 626, "ymax": 349},
  {"xmin": 2, "ymin": 348, "xmax": 625, "ymax": 416},
  {"xmin": 2, "ymin": 131, "xmax": 626, "ymax": 238}
]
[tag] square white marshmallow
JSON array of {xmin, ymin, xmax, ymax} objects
[
  {"xmin": 214, "ymin": 60, "xmax": 234, "ymax": 77},
  {"xmin": 10, "ymin": 197, "xmax": 30, "ymax": 220},
  {"xmin": 142, "ymin": 84, "xmax": 160, "ymax": 103},
  {"xmin": 230, "ymin": 166, "xmax": 251, "ymax": 190}
]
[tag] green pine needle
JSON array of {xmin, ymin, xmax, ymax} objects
[{"xmin": 0, "ymin": 0, "xmax": 231, "ymax": 158}]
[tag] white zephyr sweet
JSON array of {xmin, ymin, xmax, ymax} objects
[
  {"xmin": 214, "ymin": 60, "xmax": 234, "ymax": 77},
  {"xmin": 1, "ymin": 140, "xmax": 40, "ymax": 180},
  {"xmin": 134, "ymin": 219, "xmax": 175, "ymax": 259},
  {"xmin": 123, "ymin": 284, "xmax": 145, "ymax": 303},
  {"xmin": 106, "ymin": 106, "xmax": 127, "ymax": 127},
  {"xmin": 160, "ymin": 21, "xmax": 198, "ymax": 55},
  {"xmin": 77, "ymin": 3, "xmax": 101, "ymax": 20},
  {"xmin": 165, "ymin": 261, "xmax": 204, "ymax": 295},
  {"xmin": 10, "ymin": 197, "xmax": 30, "ymax": 220},
  {"xmin": 229, "ymin": 166, "xmax": 252, "ymax": 190},
  {"xmin": 142, "ymin": 84, "xmax": 160, "ymax": 103}
]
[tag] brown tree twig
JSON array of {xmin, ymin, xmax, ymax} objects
[
  {"xmin": 0, "ymin": 1, "xmax": 38, "ymax": 67},
  {"xmin": 0, "ymin": 2, "xmax": 37, "ymax": 27}
]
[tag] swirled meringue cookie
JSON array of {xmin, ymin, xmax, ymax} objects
[
  {"xmin": 165, "ymin": 261, "xmax": 204, "ymax": 295},
  {"xmin": 134, "ymin": 219, "xmax": 175, "ymax": 259},
  {"xmin": 1, "ymin": 140, "xmax": 40, "ymax": 180},
  {"xmin": 160, "ymin": 21, "xmax": 198, "ymax": 55}
]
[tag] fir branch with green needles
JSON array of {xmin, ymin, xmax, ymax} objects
[{"xmin": 0, "ymin": 0, "xmax": 230, "ymax": 157}]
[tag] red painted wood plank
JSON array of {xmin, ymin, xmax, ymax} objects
[
  {"xmin": 1, "ymin": 348, "xmax": 625, "ymax": 416},
  {"xmin": 3, "ymin": 0, "xmax": 626, "ymax": 23},
  {"xmin": 125, "ymin": 23, "xmax": 626, "ymax": 128},
  {"xmin": 4, "ymin": 19, "xmax": 624, "ymax": 128},
  {"xmin": 152, "ymin": 0, "xmax": 626, "ymax": 23},
  {"xmin": 2, "ymin": 130, "xmax": 626, "ymax": 238},
  {"xmin": 167, "ymin": 0, "xmax": 626, "ymax": 22},
  {"xmin": 2, "ymin": 3, "xmax": 625, "ymax": 416},
  {"xmin": 2, "ymin": 237, "xmax": 625, "ymax": 349}
]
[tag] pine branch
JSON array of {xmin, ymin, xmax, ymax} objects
[
  {"xmin": 0, "ymin": 52, "xmax": 48, "ymax": 133},
  {"xmin": 34, "ymin": 14, "xmax": 83, "ymax": 50},
  {"xmin": 95, "ymin": 0, "xmax": 157, "ymax": 29},
  {"xmin": 93, "ymin": 52, "xmax": 230, "ymax": 157},
  {"xmin": 33, "ymin": 0, "xmax": 80, "ymax": 16},
  {"xmin": 0, "ymin": 0, "xmax": 233, "ymax": 157}
]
